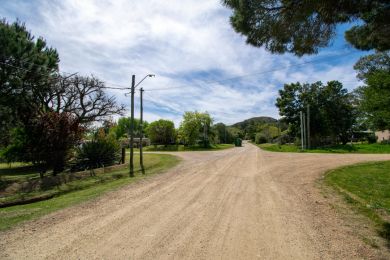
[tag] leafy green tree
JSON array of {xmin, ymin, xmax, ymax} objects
[
  {"xmin": 145, "ymin": 119, "xmax": 176, "ymax": 146},
  {"xmin": 0, "ymin": 19, "xmax": 59, "ymax": 144},
  {"xmin": 256, "ymin": 124, "xmax": 280, "ymax": 142},
  {"xmin": 179, "ymin": 112, "xmax": 213, "ymax": 146},
  {"xmin": 276, "ymin": 81, "xmax": 356, "ymax": 145},
  {"xmin": 255, "ymin": 133, "xmax": 268, "ymax": 144},
  {"xmin": 354, "ymin": 51, "xmax": 390, "ymax": 130},
  {"xmin": 212, "ymin": 123, "xmax": 233, "ymax": 143},
  {"xmin": 354, "ymin": 51, "xmax": 390, "ymax": 80},
  {"xmin": 357, "ymin": 71, "xmax": 390, "ymax": 130},
  {"xmin": 223, "ymin": 0, "xmax": 389, "ymax": 56},
  {"xmin": 113, "ymin": 117, "xmax": 148, "ymax": 139},
  {"xmin": 227, "ymin": 127, "xmax": 244, "ymax": 140}
]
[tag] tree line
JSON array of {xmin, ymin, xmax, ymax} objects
[
  {"xmin": 104, "ymin": 111, "xmax": 238, "ymax": 148},
  {"xmin": 274, "ymin": 51, "xmax": 390, "ymax": 147}
]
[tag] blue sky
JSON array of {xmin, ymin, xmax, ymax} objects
[{"xmin": 0, "ymin": 0, "xmax": 368, "ymax": 126}]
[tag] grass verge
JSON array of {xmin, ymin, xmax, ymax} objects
[
  {"xmin": 0, "ymin": 153, "xmax": 180, "ymax": 231},
  {"xmin": 130, "ymin": 143, "xmax": 234, "ymax": 152},
  {"xmin": 257, "ymin": 143, "xmax": 390, "ymax": 154},
  {"xmin": 324, "ymin": 161, "xmax": 390, "ymax": 246}
]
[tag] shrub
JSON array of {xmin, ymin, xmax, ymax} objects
[
  {"xmin": 1, "ymin": 112, "xmax": 83, "ymax": 176},
  {"xmin": 367, "ymin": 134, "xmax": 377, "ymax": 144},
  {"xmin": 255, "ymin": 133, "xmax": 268, "ymax": 144},
  {"xmin": 276, "ymin": 133, "xmax": 291, "ymax": 145},
  {"xmin": 75, "ymin": 135, "xmax": 120, "ymax": 171}
]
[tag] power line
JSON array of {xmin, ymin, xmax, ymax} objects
[
  {"xmin": 144, "ymin": 49, "xmax": 360, "ymax": 92},
  {"xmin": 143, "ymin": 92, "xmax": 182, "ymax": 114},
  {"xmin": 200, "ymin": 50, "xmax": 359, "ymax": 85},
  {"xmin": 0, "ymin": 60, "xmax": 130, "ymax": 89},
  {"xmin": 1, "ymin": 48, "xmax": 361, "ymax": 93}
]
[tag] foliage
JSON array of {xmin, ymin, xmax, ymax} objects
[
  {"xmin": 258, "ymin": 124, "xmax": 279, "ymax": 142},
  {"xmin": 354, "ymin": 52, "xmax": 390, "ymax": 130},
  {"xmin": 76, "ymin": 131, "xmax": 120, "ymax": 171},
  {"xmin": 223, "ymin": 0, "xmax": 389, "ymax": 56},
  {"xmin": 0, "ymin": 128, "xmax": 28, "ymax": 164},
  {"xmin": 357, "ymin": 71, "xmax": 390, "ymax": 130},
  {"xmin": 0, "ymin": 19, "xmax": 59, "ymax": 145},
  {"xmin": 230, "ymin": 116, "xmax": 285, "ymax": 142},
  {"xmin": 227, "ymin": 126, "xmax": 244, "ymax": 140},
  {"xmin": 179, "ymin": 111, "xmax": 213, "ymax": 147},
  {"xmin": 0, "ymin": 19, "xmax": 124, "ymax": 175},
  {"xmin": 112, "ymin": 117, "xmax": 149, "ymax": 139},
  {"xmin": 354, "ymin": 51, "xmax": 390, "ymax": 80},
  {"xmin": 231, "ymin": 116, "xmax": 278, "ymax": 129},
  {"xmin": 212, "ymin": 123, "xmax": 234, "ymax": 144},
  {"xmin": 276, "ymin": 81, "xmax": 356, "ymax": 145},
  {"xmin": 145, "ymin": 119, "xmax": 175, "ymax": 146},
  {"xmin": 2, "ymin": 112, "xmax": 83, "ymax": 175},
  {"xmin": 255, "ymin": 133, "xmax": 267, "ymax": 144}
]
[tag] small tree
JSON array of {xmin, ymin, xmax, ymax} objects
[
  {"xmin": 113, "ymin": 117, "xmax": 148, "ymax": 139},
  {"xmin": 146, "ymin": 119, "xmax": 175, "ymax": 146},
  {"xmin": 2, "ymin": 112, "xmax": 84, "ymax": 176},
  {"xmin": 179, "ymin": 112, "xmax": 212, "ymax": 147}
]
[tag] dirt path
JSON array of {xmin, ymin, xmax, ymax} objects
[{"xmin": 1, "ymin": 143, "xmax": 390, "ymax": 259}]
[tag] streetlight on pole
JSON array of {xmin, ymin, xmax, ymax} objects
[{"xmin": 129, "ymin": 74, "xmax": 155, "ymax": 177}]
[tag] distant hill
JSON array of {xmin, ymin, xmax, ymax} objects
[{"xmin": 230, "ymin": 116, "xmax": 278, "ymax": 129}]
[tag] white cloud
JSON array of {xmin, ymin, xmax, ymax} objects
[{"xmin": 0, "ymin": 0, "xmax": 365, "ymax": 125}]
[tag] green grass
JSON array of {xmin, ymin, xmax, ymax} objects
[
  {"xmin": 129, "ymin": 143, "xmax": 234, "ymax": 152},
  {"xmin": 257, "ymin": 143, "xmax": 390, "ymax": 154},
  {"xmin": 324, "ymin": 161, "xmax": 390, "ymax": 245},
  {"xmin": 257, "ymin": 143, "xmax": 301, "ymax": 152},
  {"xmin": 0, "ymin": 154, "xmax": 180, "ymax": 231},
  {"xmin": 0, "ymin": 163, "xmax": 39, "ymax": 182}
]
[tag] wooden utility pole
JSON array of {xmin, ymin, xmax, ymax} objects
[
  {"xmin": 300, "ymin": 111, "xmax": 304, "ymax": 150},
  {"xmin": 307, "ymin": 105, "xmax": 310, "ymax": 149},
  {"xmin": 203, "ymin": 121, "xmax": 209, "ymax": 147},
  {"xmin": 140, "ymin": 87, "xmax": 145, "ymax": 174},
  {"xmin": 303, "ymin": 112, "xmax": 306, "ymax": 149},
  {"xmin": 129, "ymin": 75, "xmax": 135, "ymax": 177}
]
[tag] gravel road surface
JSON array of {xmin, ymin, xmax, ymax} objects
[{"xmin": 1, "ymin": 142, "xmax": 390, "ymax": 259}]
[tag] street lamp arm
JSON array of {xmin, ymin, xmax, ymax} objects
[{"xmin": 134, "ymin": 74, "xmax": 155, "ymax": 89}]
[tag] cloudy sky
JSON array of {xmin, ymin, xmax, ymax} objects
[{"xmin": 0, "ymin": 0, "xmax": 368, "ymax": 126}]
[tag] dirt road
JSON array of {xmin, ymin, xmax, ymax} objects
[{"xmin": 1, "ymin": 143, "xmax": 390, "ymax": 259}]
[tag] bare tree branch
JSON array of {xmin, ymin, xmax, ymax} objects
[{"xmin": 45, "ymin": 74, "xmax": 125, "ymax": 124}]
